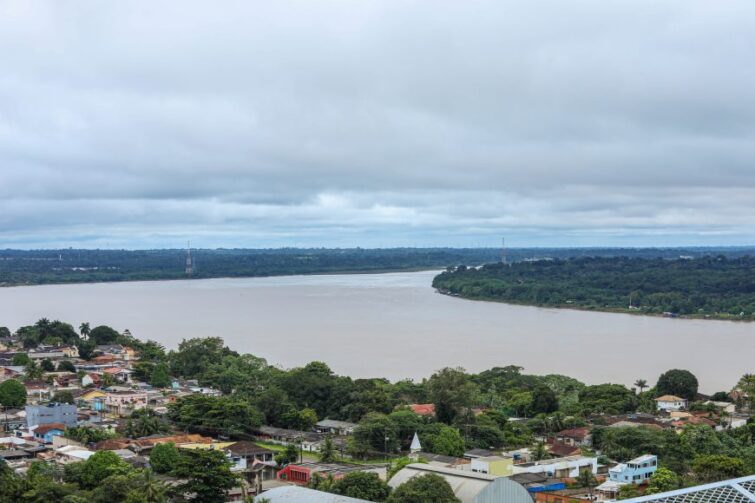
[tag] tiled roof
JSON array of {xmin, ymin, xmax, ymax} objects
[
  {"xmin": 35, "ymin": 423, "xmax": 66, "ymax": 435},
  {"xmin": 655, "ymin": 395, "xmax": 686, "ymax": 402},
  {"xmin": 409, "ymin": 403, "xmax": 435, "ymax": 416}
]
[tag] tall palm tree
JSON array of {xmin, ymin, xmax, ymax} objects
[
  {"xmin": 79, "ymin": 322, "xmax": 90, "ymax": 340},
  {"xmin": 634, "ymin": 379, "xmax": 648, "ymax": 394}
]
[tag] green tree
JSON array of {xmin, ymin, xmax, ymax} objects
[
  {"xmin": 578, "ymin": 384, "xmax": 638, "ymax": 414},
  {"xmin": 171, "ymin": 448, "xmax": 239, "ymax": 503},
  {"xmin": 125, "ymin": 409, "xmax": 171, "ymax": 438},
  {"xmin": 618, "ymin": 484, "xmax": 640, "ymax": 500},
  {"xmin": 52, "ymin": 390, "xmax": 76, "ymax": 404},
  {"xmin": 0, "ymin": 378, "xmax": 27, "ymax": 407},
  {"xmin": 656, "ymin": 369, "xmax": 699, "ymax": 401},
  {"xmin": 149, "ymin": 442, "xmax": 180, "ymax": 474},
  {"xmin": 319, "ymin": 436, "xmax": 337, "ymax": 463},
  {"xmin": 24, "ymin": 360, "xmax": 44, "ymax": 380},
  {"xmin": 331, "ymin": 472, "xmax": 391, "ymax": 501},
  {"xmin": 645, "ymin": 467, "xmax": 680, "ymax": 495},
  {"xmin": 57, "ymin": 360, "xmax": 77, "ymax": 372},
  {"xmin": 40, "ymin": 358, "xmax": 55, "ymax": 372},
  {"xmin": 167, "ymin": 394, "xmax": 263, "ymax": 437},
  {"xmin": 89, "ymin": 325, "xmax": 121, "ymax": 345},
  {"xmin": 350, "ymin": 413, "xmax": 399, "ymax": 458},
  {"xmin": 576, "ymin": 468, "xmax": 597, "ymax": 488},
  {"xmin": 79, "ymin": 322, "xmax": 91, "ymax": 340},
  {"xmin": 0, "ymin": 458, "xmax": 26, "ymax": 501},
  {"xmin": 297, "ymin": 408, "xmax": 318, "ymax": 431},
  {"xmin": 531, "ymin": 384, "xmax": 559, "ymax": 414},
  {"xmin": 691, "ymin": 454, "xmax": 745, "ymax": 483},
  {"xmin": 427, "ymin": 367, "xmax": 478, "ymax": 424},
  {"xmin": 428, "ymin": 426, "xmax": 464, "ymax": 457},
  {"xmin": 169, "ymin": 337, "xmax": 236, "ymax": 379},
  {"xmin": 12, "ymin": 352, "xmax": 30, "ymax": 366},
  {"xmin": 76, "ymin": 450, "xmax": 132, "ymax": 489},
  {"xmin": 386, "ymin": 473, "xmax": 460, "ymax": 503},
  {"xmin": 150, "ymin": 363, "xmax": 172, "ymax": 389},
  {"xmin": 634, "ymin": 379, "xmax": 648, "ymax": 394}
]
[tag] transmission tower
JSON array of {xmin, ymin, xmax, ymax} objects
[{"xmin": 185, "ymin": 241, "xmax": 194, "ymax": 276}]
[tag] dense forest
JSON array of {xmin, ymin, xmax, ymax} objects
[
  {"xmin": 2, "ymin": 246, "xmax": 753, "ymax": 287},
  {"xmin": 432, "ymin": 255, "xmax": 755, "ymax": 320}
]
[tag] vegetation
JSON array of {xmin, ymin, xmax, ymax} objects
[
  {"xmin": 385, "ymin": 473, "xmax": 460, "ymax": 502},
  {"xmin": 0, "ymin": 378, "xmax": 27, "ymax": 407},
  {"xmin": 433, "ymin": 255, "xmax": 755, "ymax": 320},
  {"xmin": 656, "ymin": 369, "xmax": 699, "ymax": 400}
]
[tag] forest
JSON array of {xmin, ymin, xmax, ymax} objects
[
  {"xmin": 2, "ymin": 246, "xmax": 753, "ymax": 287},
  {"xmin": 432, "ymin": 255, "xmax": 755, "ymax": 320}
]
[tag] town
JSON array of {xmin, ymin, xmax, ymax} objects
[{"xmin": 0, "ymin": 319, "xmax": 753, "ymax": 502}]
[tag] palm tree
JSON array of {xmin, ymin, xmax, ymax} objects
[
  {"xmin": 634, "ymin": 379, "xmax": 648, "ymax": 394},
  {"xmin": 534, "ymin": 441, "xmax": 547, "ymax": 461},
  {"xmin": 24, "ymin": 360, "xmax": 44, "ymax": 381},
  {"xmin": 140, "ymin": 469, "xmax": 168, "ymax": 503},
  {"xmin": 79, "ymin": 322, "xmax": 90, "ymax": 340}
]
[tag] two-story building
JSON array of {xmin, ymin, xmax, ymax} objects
[
  {"xmin": 655, "ymin": 395, "xmax": 688, "ymax": 412},
  {"xmin": 470, "ymin": 455, "xmax": 515, "ymax": 476},
  {"xmin": 512, "ymin": 455, "xmax": 599, "ymax": 478},
  {"xmin": 26, "ymin": 403, "xmax": 78, "ymax": 428},
  {"xmin": 104, "ymin": 390, "xmax": 148, "ymax": 415},
  {"xmin": 609, "ymin": 454, "xmax": 657, "ymax": 484}
]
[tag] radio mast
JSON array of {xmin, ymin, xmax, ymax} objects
[
  {"xmin": 501, "ymin": 237, "xmax": 508, "ymax": 265},
  {"xmin": 185, "ymin": 241, "xmax": 193, "ymax": 276}
]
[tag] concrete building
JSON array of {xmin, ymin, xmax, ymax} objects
[
  {"xmin": 26, "ymin": 403, "xmax": 77, "ymax": 428},
  {"xmin": 389, "ymin": 463, "xmax": 533, "ymax": 503},
  {"xmin": 512, "ymin": 455, "xmax": 598, "ymax": 478},
  {"xmin": 655, "ymin": 395, "xmax": 688, "ymax": 412},
  {"xmin": 609, "ymin": 454, "xmax": 658, "ymax": 484},
  {"xmin": 314, "ymin": 419, "xmax": 358, "ymax": 435},
  {"xmin": 470, "ymin": 455, "xmax": 514, "ymax": 476}
]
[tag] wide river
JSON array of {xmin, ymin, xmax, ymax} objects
[{"xmin": 2, "ymin": 270, "xmax": 752, "ymax": 392}]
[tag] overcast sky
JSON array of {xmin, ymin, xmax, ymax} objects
[{"xmin": 2, "ymin": 1, "xmax": 755, "ymax": 249}]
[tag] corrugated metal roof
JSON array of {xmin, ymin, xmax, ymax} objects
[
  {"xmin": 253, "ymin": 486, "xmax": 370, "ymax": 502},
  {"xmin": 624, "ymin": 474, "xmax": 755, "ymax": 502}
]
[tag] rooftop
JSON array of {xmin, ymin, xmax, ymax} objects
[
  {"xmin": 655, "ymin": 395, "xmax": 686, "ymax": 402},
  {"xmin": 623, "ymin": 474, "xmax": 755, "ymax": 502}
]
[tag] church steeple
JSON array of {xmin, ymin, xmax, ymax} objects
[{"xmin": 410, "ymin": 432, "xmax": 421, "ymax": 455}]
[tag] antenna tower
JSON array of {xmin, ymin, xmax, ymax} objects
[
  {"xmin": 501, "ymin": 237, "xmax": 508, "ymax": 265},
  {"xmin": 185, "ymin": 241, "xmax": 193, "ymax": 276}
]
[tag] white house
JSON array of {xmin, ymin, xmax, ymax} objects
[
  {"xmin": 609, "ymin": 454, "xmax": 658, "ymax": 485},
  {"xmin": 655, "ymin": 395, "xmax": 688, "ymax": 412}
]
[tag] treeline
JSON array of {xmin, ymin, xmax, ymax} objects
[
  {"xmin": 432, "ymin": 255, "xmax": 755, "ymax": 319},
  {"xmin": 2, "ymin": 246, "xmax": 753, "ymax": 286}
]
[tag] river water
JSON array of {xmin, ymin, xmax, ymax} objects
[{"xmin": 1, "ymin": 270, "xmax": 752, "ymax": 392}]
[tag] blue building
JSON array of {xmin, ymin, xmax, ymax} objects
[
  {"xmin": 33, "ymin": 423, "xmax": 66, "ymax": 443},
  {"xmin": 25, "ymin": 403, "xmax": 78, "ymax": 428},
  {"xmin": 609, "ymin": 454, "xmax": 658, "ymax": 484}
]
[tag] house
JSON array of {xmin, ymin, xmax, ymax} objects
[
  {"xmin": 389, "ymin": 463, "xmax": 533, "ymax": 503},
  {"xmin": 81, "ymin": 373, "xmax": 102, "ymax": 387},
  {"xmin": 104, "ymin": 390, "xmax": 148, "ymax": 415},
  {"xmin": 609, "ymin": 454, "xmax": 657, "ymax": 485},
  {"xmin": 0, "ymin": 366, "xmax": 23, "ymax": 382},
  {"xmin": 314, "ymin": 419, "xmax": 358, "ymax": 436},
  {"xmin": 705, "ymin": 401, "xmax": 737, "ymax": 414},
  {"xmin": 26, "ymin": 403, "xmax": 78, "ymax": 428},
  {"xmin": 717, "ymin": 414, "xmax": 750, "ymax": 431},
  {"xmin": 555, "ymin": 427, "xmax": 592, "ymax": 447},
  {"xmin": 254, "ymin": 426, "xmax": 321, "ymax": 445},
  {"xmin": 33, "ymin": 423, "xmax": 66, "ymax": 443},
  {"xmin": 512, "ymin": 455, "xmax": 599, "ymax": 478},
  {"xmin": 24, "ymin": 381, "xmax": 53, "ymax": 404},
  {"xmin": 547, "ymin": 441, "xmax": 582, "ymax": 458},
  {"xmin": 277, "ymin": 462, "xmax": 386, "ymax": 486},
  {"xmin": 470, "ymin": 455, "xmax": 514, "ymax": 476},
  {"xmin": 408, "ymin": 403, "xmax": 435, "ymax": 417},
  {"xmin": 655, "ymin": 395, "xmax": 688, "ymax": 412},
  {"xmin": 103, "ymin": 367, "xmax": 133, "ymax": 383},
  {"xmin": 55, "ymin": 444, "xmax": 95, "ymax": 463},
  {"xmin": 225, "ymin": 441, "xmax": 275, "ymax": 470}
]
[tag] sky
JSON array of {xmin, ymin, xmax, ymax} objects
[{"xmin": 2, "ymin": 1, "xmax": 755, "ymax": 249}]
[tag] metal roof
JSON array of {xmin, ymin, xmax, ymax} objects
[
  {"xmin": 254, "ymin": 486, "xmax": 370, "ymax": 502},
  {"xmin": 624, "ymin": 475, "xmax": 755, "ymax": 503}
]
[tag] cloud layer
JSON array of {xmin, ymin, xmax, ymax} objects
[{"xmin": 2, "ymin": 1, "xmax": 755, "ymax": 248}]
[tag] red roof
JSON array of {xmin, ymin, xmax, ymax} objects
[
  {"xmin": 548, "ymin": 441, "xmax": 582, "ymax": 457},
  {"xmin": 556, "ymin": 427, "xmax": 591, "ymax": 440},
  {"xmin": 409, "ymin": 403, "xmax": 435, "ymax": 416},
  {"xmin": 35, "ymin": 423, "xmax": 66, "ymax": 435}
]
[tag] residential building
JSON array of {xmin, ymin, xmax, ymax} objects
[
  {"xmin": 33, "ymin": 423, "xmax": 66, "ymax": 443},
  {"xmin": 104, "ymin": 390, "xmax": 148, "ymax": 415},
  {"xmin": 314, "ymin": 419, "xmax": 358, "ymax": 435},
  {"xmin": 512, "ymin": 455, "xmax": 599, "ymax": 478},
  {"xmin": 609, "ymin": 454, "xmax": 658, "ymax": 485},
  {"xmin": 555, "ymin": 427, "xmax": 592, "ymax": 447},
  {"xmin": 26, "ymin": 403, "xmax": 78, "ymax": 428},
  {"xmin": 389, "ymin": 463, "xmax": 533, "ymax": 503},
  {"xmin": 655, "ymin": 395, "xmax": 688, "ymax": 412},
  {"xmin": 470, "ymin": 455, "xmax": 514, "ymax": 476},
  {"xmin": 103, "ymin": 367, "xmax": 133, "ymax": 383},
  {"xmin": 408, "ymin": 403, "xmax": 435, "ymax": 417},
  {"xmin": 277, "ymin": 462, "xmax": 386, "ymax": 486}
]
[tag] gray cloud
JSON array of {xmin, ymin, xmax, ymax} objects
[{"xmin": 1, "ymin": 0, "xmax": 755, "ymax": 248}]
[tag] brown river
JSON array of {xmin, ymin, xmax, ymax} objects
[{"xmin": 1, "ymin": 270, "xmax": 752, "ymax": 392}]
